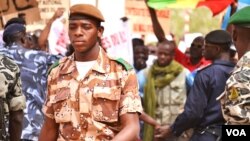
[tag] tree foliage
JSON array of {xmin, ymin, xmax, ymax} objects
[{"xmin": 169, "ymin": 7, "xmax": 222, "ymax": 42}]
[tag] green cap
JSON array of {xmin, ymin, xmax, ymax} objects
[{"xmin": 228, "ymin": 6, "xmax": 250, "ymax": 28}]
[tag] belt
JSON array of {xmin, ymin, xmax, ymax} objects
[{"xmin": 195, "ymin": 126, "xmax": 222, "ymax": 140}]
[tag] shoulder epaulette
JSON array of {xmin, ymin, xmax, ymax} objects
[
  {"xmin": 115, "ymin": 58, "xmax": 133, "ymax": 71},
  {"xmin": 48, "ymin": 60, "xmax": 59, "ymax": 75}
]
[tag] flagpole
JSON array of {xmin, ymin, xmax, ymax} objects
[{"xmin": 96, "ymin": 0, "xmax": 99, "ymax": 7}]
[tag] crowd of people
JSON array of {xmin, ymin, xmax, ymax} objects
[{"xmin": 0, "ymin": 1, "xmax": 250, "ymax": 141}]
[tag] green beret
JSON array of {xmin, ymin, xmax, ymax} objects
[
  {"xmin": 228, "ymin": 6, "xmax": 250, "ymax": 27},
  {"xmin": 205, "ymin": 30, "xmax": 232, "ymax": 45},
  {"xmin": 70, "ymin": 4, "xmax": 105, "ymax": 22}
]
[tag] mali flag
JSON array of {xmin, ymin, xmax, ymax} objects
[{"xmin": 148, "ymin": 0, "xmax": 235, "ymax": 16}]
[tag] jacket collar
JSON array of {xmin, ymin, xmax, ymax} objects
[
  {"xmin": 59, "ymin": 47, "xmax": 109, "ymax": 75},
  {"xmin": 213, "ymin": 59, "xmax": 235, "ymax": 67}
]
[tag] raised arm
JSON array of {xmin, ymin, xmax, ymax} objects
[
  {"xmin": 145, "ymin": 0, "xmax": 168, "ymax": 43},
  {"xmin": 38, "ymin": 8, "xmax": 65, "ymax": 51}
]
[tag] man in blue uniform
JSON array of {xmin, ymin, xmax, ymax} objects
[{"xmin": 154, "ymin": 30, "xmax": 235, "ymax": 141}]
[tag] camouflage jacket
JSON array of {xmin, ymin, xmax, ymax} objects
[
  {"xmin": 43, "ymin": 48, "xmax": 142, "ymax": 141},
  {"xmin": 0, "ymin": 54, "xmax": 26, "ymax": 140},
  {"xmin": 0, "ymin": 54, "xmax": 26, "ymax": 113},
  {"xmin": 219, "ymin": 51, "xmax": 250, "ymax": 124}
]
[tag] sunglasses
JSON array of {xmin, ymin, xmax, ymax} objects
[{"xmin": 191, "ymin": 43, "xmax": 203, "ymax": 48}]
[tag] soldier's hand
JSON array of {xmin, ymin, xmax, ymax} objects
[{"xmin": 154, "ymin": 125, "xmax": 173, "ymax": 139}]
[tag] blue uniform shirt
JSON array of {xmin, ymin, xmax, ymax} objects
[
  {"xmin": 0, "ymin": 44, "xmax": 61, "ymax": 140},
  {"xmin": 171, "ymin": 60, "xmax": 235, "ymax": 137}
]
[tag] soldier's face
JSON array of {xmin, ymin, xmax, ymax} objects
[
  {"xmin": 68, "ymin": 18, "xmax": 103, "ymax": 54},
  {"xmin": 232, "ymin": 26, "xmax": 247, "ymax": 59}
]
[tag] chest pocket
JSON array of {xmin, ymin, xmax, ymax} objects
[
  {"xmin": 92, "ymin": 86, "xmax": 121, "ymax": 123},
  {"xmin": 169, "ymin": 82, "xmax": 186, "ymax": 105},
  {"xmin": 51, "ymin": 87, "xmax": 72, "ymax": 123}
]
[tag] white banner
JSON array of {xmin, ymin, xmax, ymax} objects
[
  {"xmin": 101, "ymin": 19, "xmax": 134, "ymax": 66},
  {"xmin": 48, "ymin": 18, "xmax": 69, "ymax": 55}
]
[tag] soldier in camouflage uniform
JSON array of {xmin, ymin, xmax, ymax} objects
[
  {"xmin": 0, "ymin": 54, "xmax": 26, "ymax": 141},
  {"xmin": 218, "ymin": 6, "xmax": 250, "ymax": 125},
  {"xmin": 39, "ymin": 4, "xmax": 142, "ymax": 141}
]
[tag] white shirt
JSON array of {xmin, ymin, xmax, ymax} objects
[{"xmin": 75, "ymin": 61, "xmax": 96, "ymax": 81}]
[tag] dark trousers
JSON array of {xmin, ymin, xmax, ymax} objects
[{"xmin": 190, "ymin": 132, "xmax": 219, "ymax": 141}]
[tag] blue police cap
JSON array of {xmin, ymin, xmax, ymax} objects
[{"xmin": 3, "ymin": 23, "xmax": 26, "ymax": 43}]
